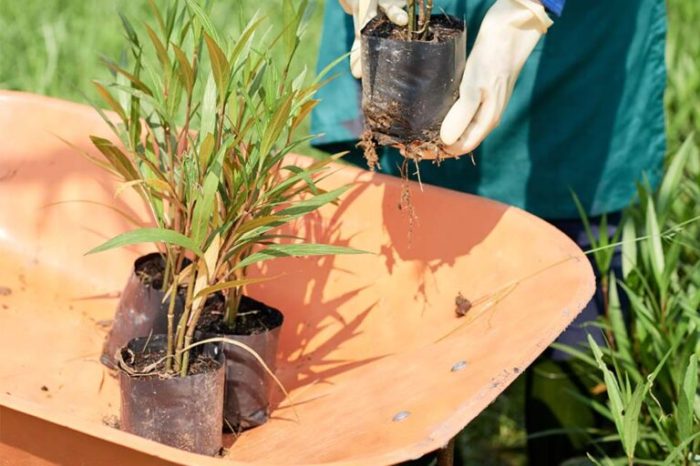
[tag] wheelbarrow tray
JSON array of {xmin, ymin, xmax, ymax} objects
[{"xmin": 0, "ymin": 92, "xmax": 594, "ymax": 465}]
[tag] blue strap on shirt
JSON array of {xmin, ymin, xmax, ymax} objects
[{"xmin": 541, "ymin": 0, "xmax": 565, "ymax": 16}]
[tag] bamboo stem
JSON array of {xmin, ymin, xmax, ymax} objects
[{"xmin": 165, "ymin": 275, "xmax": 178, "ymax": 373}]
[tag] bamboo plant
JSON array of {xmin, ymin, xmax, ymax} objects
[
  {"xmin": 406, "ymin": 0, "xmax": 433, "ymax": 40},
  {"xmin": 87, "ymin": 0, "xmax": 361, "ymax": 376}
]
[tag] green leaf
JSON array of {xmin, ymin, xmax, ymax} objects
[
  {"xmin": 645, "ymin": 200, "xmax": 665, "ymax": 285},
  {"xmin": 89, "ymin": 136, "xmax": 139, "ymax": 182},
  {"xmin": 195, "ymin": 276, "xmax": 274, "ymax": 299},
  {"xmin": 204, "ymin": 32, "xmax": 230, "ymax": 99},
  {"xmin": 119, "ymin": 12, "xmax": 139, "ymax": 46},
  {"xmin": 86, "ymin": 228, "xmax": 203, "ymax": 256},
  {"xmin": 92, "ymin": 81, "xmax": 127, "ymax": 122},
  {"xmin": 277, "ymin": 186, "xmax": 349, "ymax": 217},
  {"xmin": 589, "ymin": 336, "xmax": 625, "ymax": 438},
  {"xmin": 101, "ymin": 58, "xmax": 152, "ymax": 95},
  {"xmin": 608, "ymin": 277, "xmax": 640, "ymax": 382},
  {"xmin": 200, "ymin": 73, "xmax": 217, "ymax": 136},
  {"xmin": 144, "ymin": 24, "xmax": 171, "ymax": 69},
  {"xmin": 191, "ymin": 171, "xmax": 219, "ymax": 248},
  {"xmin": 658, "ymin": 134, "xmax": 695, "ymax": 214},
  {"xmin": 621, "ymin": 383, "xmax": 644, "ymax": 460},
  {"xmin": 677, "ymin": 354, "xmax": 698, "ymax": 441},
  {"xmin": 183, "ymin": 0, "xmax": 221, "ymax": 43},
  {"xmin": 621, "ymin": 218, "xmax": 637, "ymax": 279},
  {"xmin": 172, "ymin": 44, "xmax": 195, "ymax": 92},
  {"xmin": 228, "ymin": 15, "xmax": 266, "ymax": 67},
  {"xmin": 235, "ymin": 215, "xmax": 287, "ymax": 237},
  {"xmin": 235, "ymin": 243, "xmax": 368, "ymax": 270},
  {"xmin": 661, "ymin": 431, "xmax": 700, "ymax": 466}
]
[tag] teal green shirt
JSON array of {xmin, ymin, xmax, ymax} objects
[{"xmin": 311, "ymin": 0, "xmax": 667, "ymax": 219}]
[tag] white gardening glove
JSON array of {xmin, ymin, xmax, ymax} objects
[
  {"xmin": 340, "ymin": 0, "xmax": 408, "ymax": 78},
  {"xmin": 440, "ymin": 0, "xmax": 553, "ymax": 156}
]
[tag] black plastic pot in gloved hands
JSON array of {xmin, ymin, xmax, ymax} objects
[{"xmin": 360, "ymin": 14, "xmax": 466, "ymax": 157}]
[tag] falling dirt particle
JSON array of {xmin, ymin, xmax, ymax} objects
[
  {"xmin": 102, "ymin": 415, "xmax": 120, "ymax": 429},
  {"xmin": 513, "ymin": 367, "xmax": 520, "ymax": 374},
  {"xmin": 40, "ymin": 385, "xmax": 49, "ymax": 392},
  {"xmin": 1, "ymin": 305, "xmax": 8, "ymax": 310},
  {"xmin": 0, "ymin": 287, "xmax": 12, "ymax": 296},
  {"xmin": 455, "ymin": 292, "xmax": 472, "ymax": 317}
]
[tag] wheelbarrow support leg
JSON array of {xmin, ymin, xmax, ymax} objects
[{"xmin": 436, "ymin": 437, "xmax": 455, "ymax": 466}]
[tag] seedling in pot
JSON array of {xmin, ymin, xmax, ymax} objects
[
  {"xmin": 86, "ymin": 0, "xmax": 363, "ymax": 453},
  {"xmin": 359, "ymin": 0, "xmax": 466, "ymax": 163}
]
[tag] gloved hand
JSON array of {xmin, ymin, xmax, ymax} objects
[
  {"xmin": 440, "ymin": 0, "xmax": 553, "ymax": 157},
  {"xmin": 339, "ymin": 0, "xmax": 408, "ymax": 78}
]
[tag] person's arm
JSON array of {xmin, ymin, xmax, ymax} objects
[{"xmin": 439, "ymin": 0, "xmax": 559, "ymax": 157}]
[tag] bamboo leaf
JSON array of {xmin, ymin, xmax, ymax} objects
[
  {"xmin": 184, "ymin": 0, "xmax": 222, "ymax": 44},
  {"xmin": 235, "ymin": 243, "xmax": 368, "ymax": 270},
  {"xmin": 677, "ymin": 354, "xmax": 698, "ymax": 441},
  {"xmin": 204, "ymin": 32, "xmax": 230, "ymax": 98},
  {"xmin": 661, "ymin": 431, "xmax": 700, "ymax": 466},
  {"xmin": 235, "ymin": 215, "xmax": 287, "ymax": 237},
  {"xmin": 277, "ymin": 186, "xmax": 349, "ymax": 217},
  {"xmin": 645, "ymin": 200, "xmax": 665, "ymax": 285},
  {"xmin": 621, "ymin": 218, "xmax": 637, "ymax": 279},
  {"xmin": 92, "ymin": 81, "xmax": 127, "ymax": 122},
  {"xmin": 101, "ymin": 58, "xmax": 152, "ymax": 95},
  {"xmin": 198, "ymin": 133, "xmax": 216, "ymax": 169},
  {"xmin": 658, "ymin": 134, "xmax": 695, "ymax": 214},
  {"xmin": 86, "ymin": 228, "xmax": 203, "ymax": 256},
  {"xmin": 589, "ymin": 336, "xmax": 626, "ymax": 438},
  {"xmin": 90, "ymin": 136, "xmax": 139, "ymax": 182},
  {"xmin": 608, "ymin": 276, "xmax": 640, "ymax": 382},
  {"xmin": 172, "ymin": 44, "xmax": 195, "ymax": 92},
  {"xmin": 621, "ymin": 383, "xmax": 644, "ymax": 460},
  {"xmin": 195, "ymin": 276, "xmax": 274, "ymax": 299},
  {"xmin": 228, "ymin": 15, "xmax": 266, "ymax": 66},
  {"xmin": 145, "ymin": 24, "xmax": 171, "ymax": 69},
  {"xmin": 200, "ymin": 73, "xmax": 217, "ymax": 136},
  {"xmin": 191, "ymin": 171, "xmax": 219, "ymax": 247}
]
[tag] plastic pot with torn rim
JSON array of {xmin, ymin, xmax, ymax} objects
[
  {"xmin": 117, "ymin": 335, "xmax": 225, "ymax": 456},
  {"xmin": 101, "ymin": 253, "xmax": 186, "ymax": 369}
]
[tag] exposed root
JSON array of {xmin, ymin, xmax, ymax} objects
[
  {"xmin": 398, "ymin": 158, "xmax": 419, "ymax": 242},
  {"xmin": 357, "ymin": 130, "xmax": 380, "ymax": 171}
]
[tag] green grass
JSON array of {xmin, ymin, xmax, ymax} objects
[{"xmin": 1, "ymin": 0, "xmax": 698, "ymax": 464}]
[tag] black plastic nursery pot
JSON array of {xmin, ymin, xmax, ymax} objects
[
  {"xmin": 360, "ymin": 14, "xmax": 466, "ymax": 147},
  {"xmin": 101, "ymin": 253, "xmax": 184, "ymax": 369},
  {"xmin": 118, "ymin": 335, "xmax": 224, "ymax": 456},
  {"xmin": 199, "ymin": 295, "xmax": 284, "ymax": 431}
]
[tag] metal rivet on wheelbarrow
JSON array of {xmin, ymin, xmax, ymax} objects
[{"xmin": 451, "ymin": 360, "xmax": 468, "ymax": 372}]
